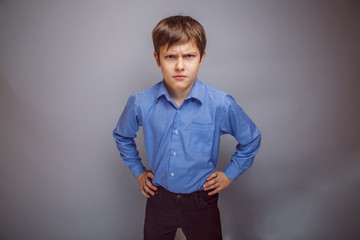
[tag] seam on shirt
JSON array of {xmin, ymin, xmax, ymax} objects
[
  {"xmin": 132, "ymin": 93, "xmax": 141, "ymax": 126},
  {"xmin": 219, "ymin": 94, "xmax": 228, "ymax": 135}
]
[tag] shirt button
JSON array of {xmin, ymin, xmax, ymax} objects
[
  {"xmin": 174, "ymin": 129, "xmax": 178, "ymax": 134},
  {"xmin": 173, "ymin": 151, "xmax": 176, "ymax": 156},
  {"xmin": 177, "ymin": 110, "xmax": 180, "ymax": 113},
  {"xmin": 171, "ymin": 173, "xmax": 174, "ymax": 177}
]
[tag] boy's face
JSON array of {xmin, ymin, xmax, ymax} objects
[{"xmin": 154, "ymin": 40, "xmax": 205, "ymax": 96}]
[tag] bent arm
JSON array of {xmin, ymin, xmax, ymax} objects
[
  {"xmin": 221, "ymin": 95, "xmax": 262, "ymax": 181},
  {"xmin": 113, "ymin": 95, "xmax": 146, "ymax": 178}
]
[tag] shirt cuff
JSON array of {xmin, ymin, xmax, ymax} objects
[
  {"xmin": 130, "ymin": 163, "xmax": 147, "ymax": 179},
  {"xmin": 223, "ymin": 167, "xmax": 244, "ymax": 181},
  {"xmin": 223, "ymin": 157, "xmax": 254, "ymax": 181}
]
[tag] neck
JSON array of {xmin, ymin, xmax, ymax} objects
[
  {"xmin": 168, "ymin": 89, "xmax": 189, "ymax": 107},
  {"xmin": 163, "ymin": 81, "xmax": 196, "ymax": 108}
]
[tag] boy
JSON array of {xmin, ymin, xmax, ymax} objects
[{"xmin": 113, "ymin": 15, "xmax": 261, "ymax": 240}]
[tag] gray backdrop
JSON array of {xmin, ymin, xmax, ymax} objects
[{"xmin": 1, "ymin": 0, "xmax": 359, "ymax": 239}]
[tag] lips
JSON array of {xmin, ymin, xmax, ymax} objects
[{"xmin": 173, "ymin": 75, "xmax": 186, "ymax": 80}]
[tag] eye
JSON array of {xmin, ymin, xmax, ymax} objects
[
  {"xmin": 165, "ymin": 55, "xmax": 176, "ymax": 59},
  {"xmin": 184, "ymin": 54, "xmax": 196, "ymax": 59}
]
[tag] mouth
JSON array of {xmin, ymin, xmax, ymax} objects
[{"xmin": 173, "ymin": 75, "xmax": 186, "ymax": 80}]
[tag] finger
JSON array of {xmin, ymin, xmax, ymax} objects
[
  {"xmin": 144, "ymin": 184, "xmax": 155, "ymax": 196},
  {"xmin": 141, "ymin": 188, "xmax": 151, "ymax": 198},
  {"xmin": 147, "ymin": 181, "xmax": 158, "ymax": 191},
  {"xmin": 145, "ymin": 179, "xmax": 158, "ymax": 191},
  {"xmin": 206, "ymin": 172, "xmax": 218, "ymax": 181},
  {"xmin": 147, "ymin": 172, "xmax": 155, "ymax": 179},
  {"xmin": 208, "ymin": 186, "xmax": 221, "ymax": 196},
  {"xmin": 146, "ymin": 171, "xmax": 156, "ymax": 189},
  {"xmin": 203, "ymin": 179, "xmax": 217, "ymax": 190}
]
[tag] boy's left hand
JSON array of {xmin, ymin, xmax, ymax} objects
[{"xmin": 203, "ymin": 171, "xmax": 232, "ymax": 196}]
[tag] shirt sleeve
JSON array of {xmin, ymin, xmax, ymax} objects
[
  {"xmin": 220, "ymin": 94, "xmax": 261, "ymax": 181},
  {"xmin": 113, "ymin": 94, "xmax": 146, "ymax": 178}
]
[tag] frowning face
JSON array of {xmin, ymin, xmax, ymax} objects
[{"xmin": 154, "ymin": 39, "xmax": 205, "ymax": 98}]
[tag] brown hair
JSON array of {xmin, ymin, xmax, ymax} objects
[{"xmin": 152, "ymin": 15, "xmax": 207, "ymax": 60}]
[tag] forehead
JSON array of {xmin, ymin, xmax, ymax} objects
[{"xmin": 160, "ymin": 40, "xmax": 199, "ymax": 53}]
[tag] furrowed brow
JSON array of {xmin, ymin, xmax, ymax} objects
[{"xmin": 183, "ymin": 52, "xmax": 197, "ymax": 55}]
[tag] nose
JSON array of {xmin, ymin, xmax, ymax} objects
[{"xmin": 175, "ymin": 57, "xmax": 185, "ymax": 71}]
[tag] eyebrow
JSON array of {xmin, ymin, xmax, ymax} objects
[{"xmin": 165, "ymin": 51, "xmax": 198, "ymax": 55}]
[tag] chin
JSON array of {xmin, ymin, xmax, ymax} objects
[{"xmin": 175, "ymin": 83, "xmax": 190, "ymax": 89}]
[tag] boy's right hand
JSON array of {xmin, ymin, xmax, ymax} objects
[{"xmin": 137, "ymin": 170, "xmax": 157, "ymax": 198}]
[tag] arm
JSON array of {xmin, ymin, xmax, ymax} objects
[
  {"xmin": 113, "ymin": 95, "xmax": 157, "ymax": 197},
  {"xmin": 203, "ymin": 95, "xmax": 261, "ymax": 195}
]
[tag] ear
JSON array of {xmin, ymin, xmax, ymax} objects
[
  {"xmin": 199, "ymin": 50, "xmax": 206, "ymax": 66},
  {"xmin": 153, "ymin": 51, "xmax": 161, "ymax": 67}
]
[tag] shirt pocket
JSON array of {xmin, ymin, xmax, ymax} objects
[{"xmin": 188, "ymin": 122, "xmax": 214, "ymax": 152}]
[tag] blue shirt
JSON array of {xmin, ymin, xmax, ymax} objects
[{"xmin": 113, "ymin": 79, "xmax": 261, "ymax": 193}]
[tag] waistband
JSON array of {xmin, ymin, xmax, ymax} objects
[{"xmin": 155, "ymin": 186, "xmax": 211, "ymax": 199}]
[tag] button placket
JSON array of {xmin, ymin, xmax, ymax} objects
[{"xmin": 168, "ymin": 108, "xmax": 181, "ymax": 184}]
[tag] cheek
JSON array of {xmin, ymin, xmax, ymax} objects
[
  {"xmin": 160, "ymin": 66, "xmax": 171, "ymax": 75},
  {"xmin": 189, "ymin": 65, "xmax": 200, "ymax": 74}
]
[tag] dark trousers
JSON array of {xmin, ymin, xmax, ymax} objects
[{"xmin": 144, "ymin": 186, "xmax": 222, "ymax": 240}]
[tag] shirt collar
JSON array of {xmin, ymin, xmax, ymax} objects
[
  {"xmin": 156, "ymin": 81, "xmax": 172, "ymax": 102},
  {"xmin": 156, "ymin": 79, "xmax": 205, "ymax": 104}
]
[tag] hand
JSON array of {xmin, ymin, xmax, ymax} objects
[
  {"xmin": 203, "ymin": 171, "xmax": 232, "ymax": 196},
  {"xmin": 137, "ymin": 170, "xmax": 157, "ymax": 198}
]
